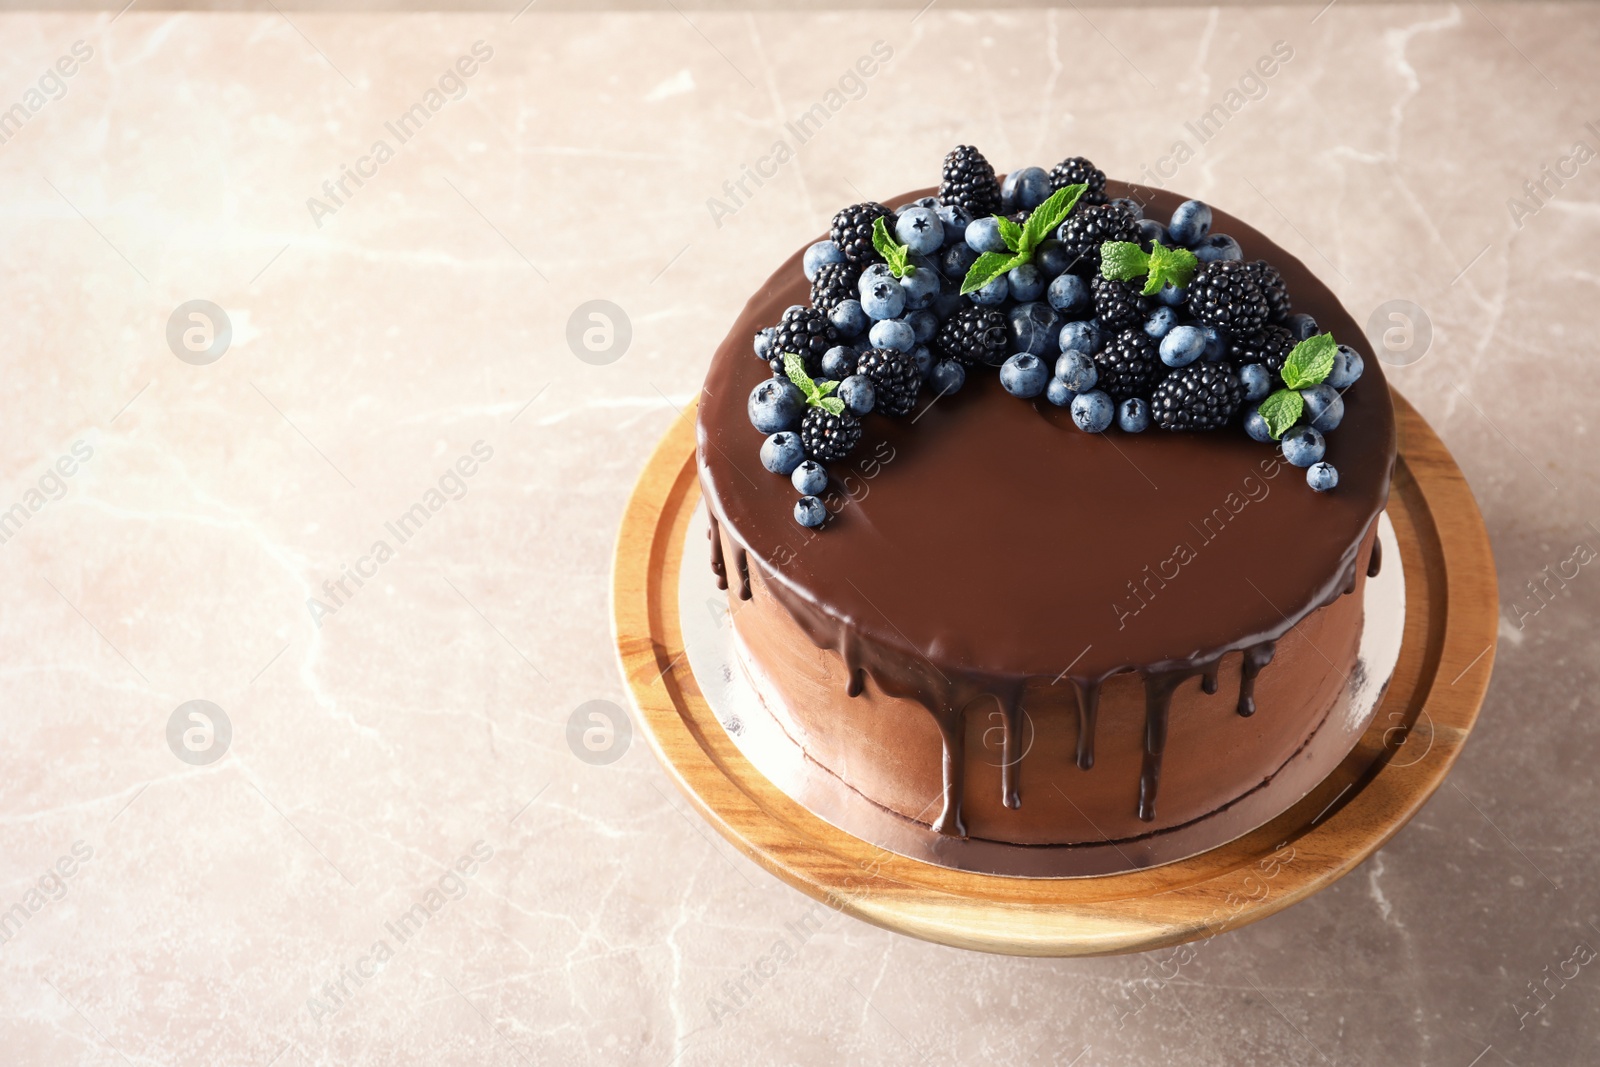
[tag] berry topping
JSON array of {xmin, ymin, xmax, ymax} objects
[
  {"xmin": 1056, "ymin": 203, "xmax": 1139, "ymax": 275},
  {"xmin": 799, "ymin": 408, "xmax": 862, "ymax": 462},
  {"xmin": 1048, "ymin": 156, "xmax": 1108, "ymax": 204},
  {"xmin": 768, "ymin": 305, "xmax": 838, "ymax": 376},
  {"xmin": 830, "ymin": 202, "xmax": 894, "ymax": 264},
  {"xmin": 933, "ymin": 305, "xmax": 1009, "ymax": 367},
  {"xmin": 1092, "ymin": 328, "xmax": 1164, "ymax": 400},
  {"xmin": 1150, "ymin": 361, "xmax": 1245, "ymax": 432},
  {"xmin": 810, "ymin": 260, "xmax": 861, "ymax": 312},
  {"xmin": 856, "ymin": 347, "xmax": 922, "ymax": 417},
  {"xmin": 1185, "ymin": 259, "xmax": 1269, "ymax": 335},
  {"xmin": 939, "ymin": 145, "xmax": 1002, "ymax": 218},
  {"xmin": 1091, "ymin": 275, "xmax": 1151, "ymax": 330}
]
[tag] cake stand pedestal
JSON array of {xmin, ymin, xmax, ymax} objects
[{"xmin": 612, "ymin": 390, "xmax": 1496, "ymax": 958}]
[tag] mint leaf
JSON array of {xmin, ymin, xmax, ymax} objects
[
  {"xmin": 1143, "ymin": 244, "xmax": 1198, "ymax": 295},
  {"xmin": 817, "ymin": 396, "xmax": 845, "ymax": 416},
  {"xmin": 1100, "ymin": 241, "xmax": 1151, "ymax": 282},
  {"xmin": 1259, "ymin": 389, "xmax": 1303, "ymax": 440},
  {"xmin": 871, "ymin": 216, "xmax": 915, "ymax": 279},
  {"xmin": 1021, "ymin": 183, "xmax": 1085, "ymax": 250},
  {"xmin": 816, "ymin": 379, "xmax": 839, "ymax": 398},
  {"xmin": 995, "ymin": 215, "xmax": 1025, "ymax": 254},
  {"xmin": 960, "ymin": 251, "xmax": 1023, "ymax": 295},
  {"xmin": 1281, "ymin": 334, "xmax": 1337, "ymax": 390},
  {"xmin": 784, "ymin": 351, "xmax": 819, "ymax": 398}
]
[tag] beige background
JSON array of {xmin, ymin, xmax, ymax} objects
[{"xmin": 0, "ymin": 4, "xmax": 1594, "ymax": 1065}]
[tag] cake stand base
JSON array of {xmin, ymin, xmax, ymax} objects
[{"xmin": 612, "ymin": 390, "xmax": 1496, "ymax": 957}]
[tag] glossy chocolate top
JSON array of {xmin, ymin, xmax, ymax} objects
[{"xmin": 698, "ymin": 183, "xmax": 1395, "ymax": 688}]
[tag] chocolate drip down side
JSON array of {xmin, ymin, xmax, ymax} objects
[{"xmin": 697, "ymin": 181, "xmax": 1396, "ymax": 838}]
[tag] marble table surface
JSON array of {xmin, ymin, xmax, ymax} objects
[{"xmin": 1, "ymin": 4, "xmax": 1596, "ymax": 1065}]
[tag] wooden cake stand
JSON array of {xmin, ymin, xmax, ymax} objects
[{"xmin": 612, "ymin": 390, "xmax": 1496, "ymax": 957}]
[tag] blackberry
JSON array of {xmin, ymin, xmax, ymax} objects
[
  {"xmin": 1227, "ymin": 324, "xmax": 1296, "ymax": 376},
  {"xmin": 799, "ymin": 407, "xmax": 861, "ymax": 462},
  {"xmin": 1093, "ymin": 329, "xmax": 1164, "ymax": 400},
  {"xmin": 810, "ymin": 260, "xmax": 861, "ymax": 312},
  {"xmin": 1245, "ymin": 260, "xmax": 1292, "ymax": 322},
  {"xmin": 856, "ymin": 347, "xmax": 921, "ymax": 417},
  {"xmin": 1056, "ymin": 204, "xmax": 1139, "ymax": 275},
  {"xmin": 932, "ymin": 305, "xmax": 1009, "ymax": 367},
  {"xmin": 768, "ymin": 305, "xmax": 837, "ymax": 376},
  {"xmin": 830, "ymin": 202, "xmax": 893, "ymax": 264},
  {"xmin": 1048, "ymin": 155, "xmax": 1108, "ymax": 205},
  {"xmin": 939, "ymin": 145, "xmax": 1001, "ymax": 219},
  {"xmin": 1185, "ymin": 260, "xmax": 1269, "ymax": 335},
  {"xmin": 1091, "ymin": 276, "xmax": 1150, "ymax": 331},
  {"xmin": 1150, "ymin": 362, "xmax": 1244, "ymax": 432}
]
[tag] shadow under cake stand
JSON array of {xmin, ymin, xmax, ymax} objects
[{"xmin": 612, "ymin": 390, "xmax": 1496, "ymax": 957}]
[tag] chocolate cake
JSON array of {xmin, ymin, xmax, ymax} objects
[{"xmin": 696, "ymin": 149, "xmax": 1395, "ymax": 872}]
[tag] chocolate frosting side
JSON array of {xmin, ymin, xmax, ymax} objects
[{"xmin": 697, "ymin": 182, "xmax": 1397, "ymax": 836}]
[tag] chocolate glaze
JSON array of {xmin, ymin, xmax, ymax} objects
[
  {"xmin": 697, "ymin": 182, "xmax": 1396, "ymax": 835},
  {"xmin": 1369, "ymin": 536, "xmax": 1384, "ymax": 578},
  {"xmin": 708, "ymin": 515, "xmax": 727, "ymax": 591}
]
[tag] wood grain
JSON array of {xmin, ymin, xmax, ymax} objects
[{"xmin": 612, "ymin": 390, "xmax": 1497, "ymax": 957}]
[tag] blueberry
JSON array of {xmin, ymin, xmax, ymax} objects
[
  {"xmin": 803, "ymin": 240, "xmax": 845, "ymax": 282},
  {"xmin": 1109, "ymin": 196, "xmax": 1145, "ymax": 220},
  {"xmin": 1239, "ymin": 363, "xmax": 1273, "ymax": 401},
  {"xmin": 1155, "ymin": 283, "xmax": 1186, "ymax": 307},
  {"xmin": 1159, "ymin": 324, "xmax": 1207, "ymax": 368},
  {"xmin": 929, "ymin": 359, "xmax": 966, "ymax": 396},
  {"xmin": 895, "ymin": 207, "xmax": 945, "ymax": 255},
  {"xmin": 1118, "ymin": 396, "xmax": 1150, "ymax": 433},
  {"xmin": 1001, "ymin": 166, "xmax": 1053, "ymax": 211},
  {"xmin": 905, "ymin": 309, "xmax": 938, "ymax": 343},
  {"xmin": 1046, "ymin": 377, "xmax": 1076, "ymax": 407},
  {"xmin": 791, "ymin": 460, "xmax": 828, "ymax": 496},
  {"xmin": 1054, "ymin": 349, "xmax": 1098, "ymax": 392},
  {"xmin": 1035, "ymin": 239, "xmax": 1072, "ymax": 278},
  {"xmin": 794, "ymin": 495, "xmax": 827, "ymax": 528},
  {"xmin": 1193, "ymin": 233, "xmax": 1242, "ymax": 263},
  {"xmin": 748, "ymin": 377, "xmax": 804, "ymax": 432},
  {"xmin": 910, "ymin": 344, "xmax": 933, "ymax": 379},
  {"xmin": 900, "ymin": 264, "xmax": 942, "ymax": 310},
  {"xmin": 966, "ymin": 216, "xmax": 1009, "ymax": 254},
  {"xmin": 911, "ymin": 196, "xmax": 940, "ymax": 211},
  {"xmin": 1326, "ymin": 344, "xmax": 1365, "ymax": 389},
  {"xmin": 1306, "ymin": 461, "xmax": 1339, "ymax": 492},
  {"xmin": 1144, "ymin": 306, "xmax": 1179, "ymax": 340},
  {"xmin": 821, "ymin": 346, "xmax": 856, "ymax": 379},
  {"xmin": 860, "ymin": 278, "xmax": 906, "ymax": 321},
  {"xmin": 936, "ymin": 202, "xmax": 972, "ymax": 246},
  {"xmin": 1300, "ymin": 383, "xmax": 1345, "ymax": 432},
  {"xmin": 1202, "ymin": 326, "xmax": 1228, "ymax": 360},
  {"xmin": 1009, "ymin": 301, "xmax": 1062, "ymax": 357},
  {"xmin": 760, "ymin": 431, "xmax": 805, "ymax": 475},
  {"xmin": 754, "ymin": 327, "xmax": 776, "ymax": 360},
  {"xmin": 1168, "ymin": 200, "xmax": 1213, "ymax": 246},
  {"xmin": 858, "ymin": 263, "xmax": 897, "ymax": 292},
  {"xmin": 1242, "ymin": 404, "xmax": 1273, "ymax": 444},
  {"xmin": 839, "ymin": 374, "xmax": 875, "ymax": 415},
  {"xmin": 829, "ymin": 299, "xmax": 868, "ymax": 339},
  {"xmin": 1008, "ymin": 263, "xmax": 1045, "ymax": 303},
  {"xmin": 869, "ymin": 318, "xmax": 916, "ymax": 353},
  {"xmin": 1059, "ymin": 319, "xmax": 1103, "ymax": 354},
  {"xmin": 1000, "ymin": 353, "xmax": 1050, "ymax": 398},
  {"xmin": 1287, "ymin": 313, "xmax": 1320, "ymax": 342},
  {"xmin": 1281, "ymin": 424, "xmax": 1326, "ymax": 468},
  {"xmin": 1071, "ymin": 390, "xmax": 1114, "ymax": 433},
  {"xmin": 1136, "ymin": 218, "xmax": 1171, "ymax": 248},
  {"xmin": 969, "ymin": 272, "xmax": 1010, "ymax": 306},
  {"xmin": 1047, "ymin": 273, "xmax": 1090, "ymax": 314},
  {"xmin": 940, "ymin": 242, "xmax": 979, "ymax": 282}
]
